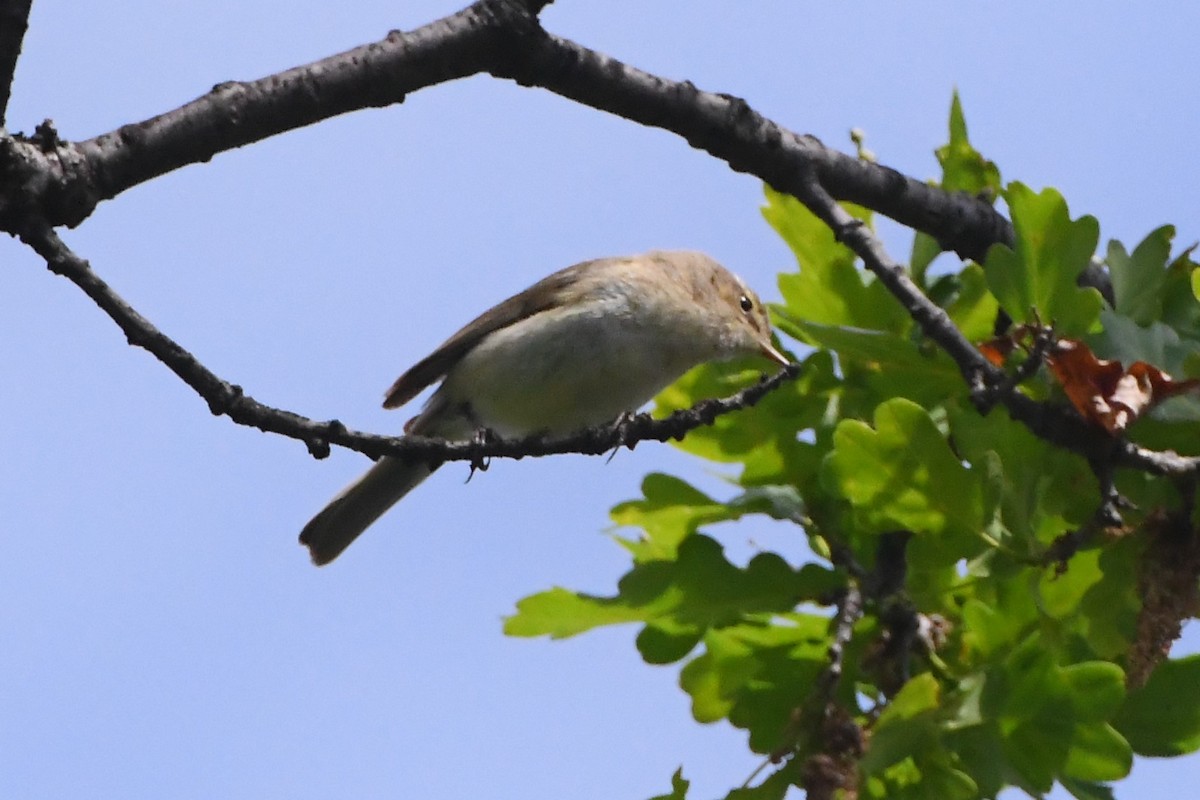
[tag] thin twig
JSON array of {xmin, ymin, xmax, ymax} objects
[
  {"xmin": 795, "ymin": 177, "xmax": 997, "ymax": 388},
  {"xmin": 18, "ymin": 217, "xmax": 800, "ymax": 463},
  {"xmin": 760, "ymin": 578, "xmax": 866, "ymax": 777},
  {"xmin": 790, "ymin": 174, "xmax": 1200, "ymax": 481},
  {"xmin": 975, "ymin": 321, "xmax": 1057, "ymax": 413},
  {"xmin": 813, "ymin": 582, "xmax": 864, "ymax": 704}
]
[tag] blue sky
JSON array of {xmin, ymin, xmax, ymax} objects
[{"xmin": 3, "ymin": 2, "xmax": 1198, "ymax": 798}]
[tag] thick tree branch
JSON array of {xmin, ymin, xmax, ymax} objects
[
  {"xmin": 64, "ymin": 4, "xmax": 518, "ymax": 226},
  {"xmin": 0, "ymin": 0, "xmax": 32, "ymax": 127},
  {"xmin": 3, "ymin": 0, "xmax": 1011, "ymax": 267},
  {"xmin": 499, "ymin": 31, "xmax": 1012, "ymax": 264}
]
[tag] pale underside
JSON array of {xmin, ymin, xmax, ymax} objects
[{"xmin": 410, "ymin": 288, "xmax": 729, "ymax": 439}]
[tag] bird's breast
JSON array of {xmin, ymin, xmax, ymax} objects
[{"xmin": 430, "ymin": 294, "xmax": 715, "ymax": 437}]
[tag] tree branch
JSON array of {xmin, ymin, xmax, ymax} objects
[
  {"xmin": 814, "ymin": 581, "xmax": 864, "ymax": 705},
  {"xmin": 791, "ymin": 173, "xmax": 1200, "ymax": 481},
  {"xmin": 8, "ymin": 0, "xmax": 1193, "ymax": 486},
  {"xmin": 65, "ymin": 3, "xmax": 519, "ymax": 225},
  {"xmin": 18, "ymin": 216, "xmax": 798, "ymax": 463},
  {"xmin": 499, "ymin": 30, "xmax": 1012, "ymax": 264},
  {"xmin": 4, "ymin": 0, "xmax": 1011, "ymax": 267},
  {"xmin": 794, "ymin": 176, "xmax": 1000, "ymax": 388},
  {"xmin": 0, "ymin": 0, "xmax": 32, "ymax": 127}
]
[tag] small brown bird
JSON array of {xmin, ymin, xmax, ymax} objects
[{"xmin": 300, "ymin": 250, "xmax": 788, "ymax": 565}]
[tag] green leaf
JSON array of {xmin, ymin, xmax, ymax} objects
[
  {"xmin": 723, "ymin": 765, "xmax": 794, "ymax": 800},
  {"xmin": 610, "ymin": 474, "xmax": 729, "ymax": 561},
  {"xmin": 637, "ymin": 622, "xmax": 705, "ymax": 665},
  {"xmin": 763, "ymin": 184, "xmax": 855, "ymax": 286},
  {"xmin": 1090, "ymin": 310, "xmax": 1200, "ymax": 377},
  {"xmin": 1002, "ymin": 713, "xmax": 1073, "ymax": 793},
  {"xmin": 1161, "ymin": 246, "xmax": 1200, "ymax": 341},
  {"xmin": 918, "ymin": 760, "xmax": 978, "ymax": 800},
  {"xmin": 679, "ymin": 629, "xmax": 761, "ymax": 723},
  {"xmin": 948, "ymin": 407, "xmax": 1094, "ymax": 551},
  {"xmin": 1064, "ymin": 723, "xmax": 1132, "ymax": 782},
  {"xmin": 944, "ymin": 672, "xmax": 987, "ymax": 730},
  {"xmin": 773, "ymin": 319, "xmax": 965, "ymax": 409},
  {"xmin": 609, "ymin": 474, "xmax": 816, "ymax": 566},
  {"xmin": 1089, "ymin": 311, "xmax": 1200, "ymax": 434},
  {"xmin": 1107, "ymin": 225, "xmax": 1173, "ymax": 325},
  {"xmin": 1002, "ymin": 638, "xmax": 1067, "ymax": 719},
  {"xmin": 504, "ymin": 535, "xmax": 815, "ymax": 647},
  {"xmin": 1036, "ymin": 548, "xmax": 1104, "ymax": 619},
  {"xmin": 649, "ymin": 768, "xmax": 690, "ymax": 800},
  {"xmin": 935, "ymin": 91, "xmax": 1001, "ymax": 197},
  {"xmin": 821, "ymin": 399, "xmax": 983, "ymax": 557},
  {"xmin": 1114, "ymin": 654, "xmax": 1200, "ymax": 755},
  {"xmin": 881, "ymin": 672, "xmax": 943, "ymax": 723},
  {"xmin": 764, "ymin": 186, "xmax": 907, "ymax": 333},
  {"xmin": 910, "ymin": 231, "xmax": 944, "ymax": 287},
  {"xmin": 949, "ymin": 724, "xmax": 1008, "ymax": 799},
  {"xmin": 944, "ymin": 264, "xmax": 1001, "ymax": 342},
  {"xmin": 1078, "ymin": 538, "xmax": 1140, "ymax": 659},
  {"xmin": 726, "ymin": 485, "xmax": 806, "ymax": 524},
  {"xmin": 1060, "ymin": 777, "xmax": 1116, "ymax": 800},
  {"xmin": 865, "ymin": 753, "xmax": 978, "ymax": 800},
  {"xmin": 861, "ymin": 673, "xmax": 942, "ymax": 772},
  {"xmin": 989, "ymin": 652, "xmax": 1128, "ymax": 789},
  {"xmin": 984, "ymin": 183, "xmax": 1104, "ymax": 336},
  {"xmin": 910, "ymin": 93, "xmax": 1000, "ymax": 285},
  {"xmin": 961, "ymin": 598, "xmax": 1026, "ymax": 660},
  {"xmin": 654, "ymin": 351, "xmax": 839, "ymax": 486},
  {"xmin": 1061, "ymin": 662, "xmax": 1125, "ymax": 723},
  {"xmin": 680, "ymin": 618, "xmax": 828, "ymax": 747},
  {"xmin": 503, "ymin": 586, "xmax": 651, "ymax": 639}
]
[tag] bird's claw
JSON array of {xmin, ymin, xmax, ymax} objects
[
  {"xmin": 466, "ymin": 427, "xmax": 495, "ymax": 482},
  {"xmin": 606, "ymin": 411, "xmax": 640, "ymax": 463}
]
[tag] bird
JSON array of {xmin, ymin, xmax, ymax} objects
[{"xmin": 299, "ymin": 250, "xmax": 789, "ymax": 565}]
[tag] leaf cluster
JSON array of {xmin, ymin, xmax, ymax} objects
[{"xmin": 506, "ymin": 93, "xmax": 1200, "ymax": 799}]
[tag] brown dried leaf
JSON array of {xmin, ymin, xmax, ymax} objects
[
  {"xmin": 978, "ymin": 324, "xmax": 1034, "ymax": 367},
  {"xmin": 1046, "ymin": 340, "xmax": 1200, "ymax": 434},
  {"xmin": 978, "ymin": 338, "xmax": 1012, "ymax": 367}
]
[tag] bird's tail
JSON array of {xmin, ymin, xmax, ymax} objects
[{"xmin": 299, "ymin": 457, "xmax": 435, "ymax": 566}]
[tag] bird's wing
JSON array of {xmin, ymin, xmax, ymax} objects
[{"xmin": 382, "ymin": 259, "xmax": 605, "ymax": 409}]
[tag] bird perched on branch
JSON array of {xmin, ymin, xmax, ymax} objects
[{"xmin": 300, "ymin": 250, "xmax": 788, "ymax": 565}]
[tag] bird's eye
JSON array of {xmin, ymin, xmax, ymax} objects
[{"xmin": 739, "ymin": 294, "xmax": 754, "ymax": 313}]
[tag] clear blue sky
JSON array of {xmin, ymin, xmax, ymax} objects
[{"xmin": 3, "ymin": 2, "xmax": 1197, "ymax": 798}]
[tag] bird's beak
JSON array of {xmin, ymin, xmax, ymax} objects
[{"xmin": 760, "ymin": 339, "xmax": 791, "ymax": 367}]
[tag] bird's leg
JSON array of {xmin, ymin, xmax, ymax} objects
[
  {"xmin": 465, "ymin": 426, "xmax": 495, "ymax": 483},
  {"xmin": 606, "ymin": 410, "xmax": 641, "ymax": 463}
]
